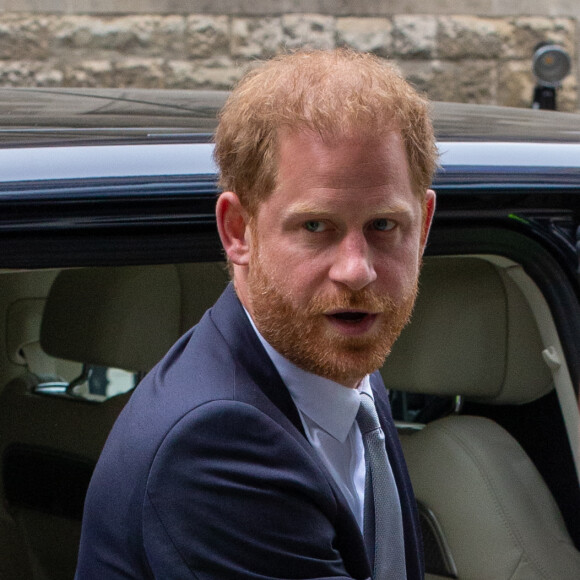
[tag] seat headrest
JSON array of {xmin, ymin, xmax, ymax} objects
[
  {"xmin": 41, "ymin": 265, "xmax": 182, "ymax": 373},
  {"xmin": 40, "ymin": 263, "xmax": 230, "ymax": 373},
  {"xmin": 6, "ymin": 298, "xmax": 45, "ymax": 366},
  {"xmin": 175, "ymin": 262, "xmax": 230, "ymax": 330},
  {"xmin": 381, "ymin": 257, "xmax": 553, "ymax": 404}
]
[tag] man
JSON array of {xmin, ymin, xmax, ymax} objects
[{"xmin": 75, "ymin": 49, "xmax": 437, "ymax": 579}]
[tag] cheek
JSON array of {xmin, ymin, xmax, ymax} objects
[
  {"xmin": 255, "ymin": 242, "xmax": 310, "ymax": 294},
  {"xmin": 263, "ymin": 235, "xmax": 326, "ymax": 278},
  {"xmin": 375, "ymin": 250, "xmax": 421, "ymax": 296},
  {"xmin": 275, "ymin": 258, "xmax": 330, "ymax": 308}
]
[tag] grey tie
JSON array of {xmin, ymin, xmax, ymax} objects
[{"xmin": 356, "ymin": 391, "xmax": 407, "ymax": 580}]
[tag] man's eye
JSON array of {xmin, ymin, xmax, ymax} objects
[
  {"xmin": 372, "ymin": 218, "xmax": 396, "ymax": 232},
  {"xmin": 304, "ymin": 221, "xmax": 326, "ymax": 233}
]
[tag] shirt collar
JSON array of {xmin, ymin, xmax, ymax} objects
[{"xmin": 245, "ymin": 309, "xmax": 373, "ymax": 443}]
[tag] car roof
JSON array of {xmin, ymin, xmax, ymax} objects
[
  {"xmin": 1, "ymin": 87, "xmax": 580, "ymax": 146},
  {"xmin": 0, "ymin": 87, "xmax": 579, "ymax": 197},
  {"xmin": 433, "ymin": 101, "xmax": 580, "ymax": 144},
  {"xmin": 0, "ymin": 88, "xmax": 227, "ymax": 145}
]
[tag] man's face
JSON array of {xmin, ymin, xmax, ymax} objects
[{"xmin": 235, "ymin": 128, "xmax": 434, "ymax": 388}]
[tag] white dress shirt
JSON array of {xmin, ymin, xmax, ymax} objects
[{"xmin": 246, "ymin": 312, "xmax": 372, "ymax": 531}]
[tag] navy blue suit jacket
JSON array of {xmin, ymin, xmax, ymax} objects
[{"xmin": 75, "ymin": 285, "xmax": 424, "ymax": 579}]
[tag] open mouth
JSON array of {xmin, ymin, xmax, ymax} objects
[
  {"xmin": 330, "ymin": 311, "xmax": 369, "ymax": 323},
  {"xmin": 325, "ymin": 310, "xmax": 378, "ymax": 335}
]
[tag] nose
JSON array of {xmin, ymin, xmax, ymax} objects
[{"xmin": 328, "ymin": 232, "xmax": 377, "ymax": 291}]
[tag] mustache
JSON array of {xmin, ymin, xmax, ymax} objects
[{"xmin": 306, "ymin": 287, "xmax": 402, "ymax": 315}]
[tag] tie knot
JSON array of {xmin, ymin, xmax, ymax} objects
[{"xmin": 356, "ymin": 392, "xmax": 382, "ymax": 435}]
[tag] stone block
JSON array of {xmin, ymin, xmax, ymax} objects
[
  {"xmin": 62, "ymin": 59, "xmax": 115, "ymax": 87},
  {"xmin": 0, "ymin": 61, "xmax": 34, "ymax": 86},
  {"xmin": 112, "ymin": 57, "xmax": 165, "ymax": 88},
  {"xmin": 231, "ymin": 17, "xmax": 284, "ymax": 59},
  {"xmin": 184, "ymin": 15, "xmax": 230, "ymax": 59},
  {"xmin": 35, "ymin": 67, "xmax": 66, "ymax": 86},
  {"xmin": 557, "ymin": 73, "xmax": 579, "ymax": 112},
  {"xmin": 166, "ymin": 57, "xmax": 241, "ymax": 89},
  {"xmin": 497, "ymin": 60, "xmax": 535, "ymax": 108},
  {"xmin": 396, "ymin": 60, "xmax": 435, "ymax": 96},
  {"xmin": 53, "ymin": 16, "xmax": 157, "ymax": 52},
  {"xmin": 63, "ymin": 57, "xmax": 164, "ymax": 88},
  {"xmin": 506, "ymin": 17, "xmax": 576, "ymax": 60},
  {"xmin": 0, "ymin": 60, "xmax": 59, "ymax": 86},
  {"xmin": 148, "ymin": 16, "xmax": 187, "ymax": 57},
  {"xmin": 0, "ymin": 11, "xmax": 575, "ymax": 111},
  {"xmin": 392, "ymin": 15, "xmax": 437, "ymax": 59},
  {"xmin": 438, "ymin": 16, "xmax": 507, "ymax": 59},
  {"xmin": 0, "ymin": 15, "xmax": 51, "ymax": 60},
  {"xmin": 336, "ymin": 17, "xmax": 392, "ymax": 56},
  {"xmin": 281, "ymin": 14, "xmax": 336, "ymax": 50},
  {"xmin": 400, "ymin": 59, "xmax": 497, "ymax": 104}
]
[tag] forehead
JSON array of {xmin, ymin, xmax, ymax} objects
[
  {"xmin": 274, "ymin": 127, "xmax": 413, "ymax": 194},
  {"xmin": 251, "ymin": 127, "xmax": 421, "ymax": 226}
]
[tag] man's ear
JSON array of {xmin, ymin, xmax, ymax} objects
[
  {"xmin": 420, "ymin": 189, "xmax": 436, "ymax": 251},
  {"xmin": 216, "ymin": 191, "xmax": 251, "ymax": 266}
]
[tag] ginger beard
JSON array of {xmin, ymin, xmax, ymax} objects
[{"xmin": 246, "ymin": 235, "xmax": 419, "ymax": 387}]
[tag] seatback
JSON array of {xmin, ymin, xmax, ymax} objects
[
  {"xmin": 0, "ymin": 262, "xmax": 228, "ymax": 580},
  {"xmin": 382, "ymin": 257, "xmax": 580, "ymax": 579}
]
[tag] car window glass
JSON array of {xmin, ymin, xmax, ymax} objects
[{"xmin": 35, "ymin": 364, "xmax": 138, "ymax": 401}]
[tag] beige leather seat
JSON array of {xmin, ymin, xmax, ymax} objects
[
  {"xmin": 382, "ymin": 257, "xmax": 580, "ymax": 579},
  {"xmin": 0, "ymin": 262, "xmax": 228, "ymax": 580},
  {"xmin": 40, "ymin": 262, "xmax": 229, "ymax": 373}
]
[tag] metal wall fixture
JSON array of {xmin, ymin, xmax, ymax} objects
[{"xmin": 532, "ymin": 43, "xmax": 572, "ymax": 110}]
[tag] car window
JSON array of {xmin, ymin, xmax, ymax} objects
[{"xmin": 35, "ymin": 364, "xmax": 138, "ymax": 401}]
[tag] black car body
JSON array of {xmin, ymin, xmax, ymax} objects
[{"xmin": 0, "ymin": 88, "xmax": 578, "ymax": 579}]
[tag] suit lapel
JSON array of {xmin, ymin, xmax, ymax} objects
[
  {"xmin": 209, "ymin": 284, "xmax": 305, "ymax": 434},
  {"xmin": 209, "ymin": 284, "xmax": 371, "ymax": 578}
]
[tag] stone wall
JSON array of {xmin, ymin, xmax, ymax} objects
[{"xmin": 0, "ymin": 12, "xmax": 577, "ymax": 111}]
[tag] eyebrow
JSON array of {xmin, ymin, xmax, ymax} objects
[{"xmin": 284, "ymin": 201, "xmax": 414, "ymax": 218}]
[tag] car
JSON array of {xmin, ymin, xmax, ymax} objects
[{"xmin": 0, "ymin": 87, "xmax": 578, "ymax": 580}]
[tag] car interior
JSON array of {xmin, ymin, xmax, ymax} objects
[{"xmin": 0, "ymin": 250, "xmax": 579, "ymax": 578}]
